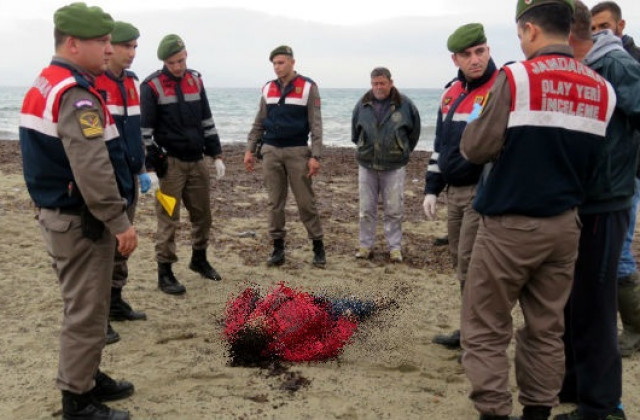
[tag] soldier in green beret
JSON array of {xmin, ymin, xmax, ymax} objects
[
  {"xmin": 457, "ymin": 1, "xmax": 618, "ymax": 419},
  {"xmin": 141, "ymin": 34, "xmax": 225, "ymax": 294},
  {"xmin": 20, "ymin": 2, "xmax": 137, "ymax": 419},
  {"xmin": 244, "ymin": 45, "xmax": 327, "ymax": 268},
  {"xmin": 425, "ymin": 22, "xmax": 498, "ymax": 353},
  {"xmin": 95, "ymin": 21, "xmax": 148, "ymax": 344}
]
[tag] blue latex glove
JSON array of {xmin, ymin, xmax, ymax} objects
[
  {"xmin": 139, "ymin": 173, "xmax": 152, "ymax": 193},
  {"xmin": 467, "ymin": 102, "xmax": 483, "ymax": 123}
]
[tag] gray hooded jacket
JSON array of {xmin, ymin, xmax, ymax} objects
[{"xmin": 580, "ymin": 30, "xmax": 640, "ymax": 214}]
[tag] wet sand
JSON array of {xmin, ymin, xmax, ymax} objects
[{"xmin": 1, "ymin": 140, "xmax": 639, "ymax": 419}]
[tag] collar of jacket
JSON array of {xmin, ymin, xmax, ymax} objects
[
  {"xmin": 361, "ymin": 86, "xmax": 402, "ymax": 106},
  {"xmin": 50, "ymin": 56, "xmax": 95, "ymax": 86},
  {"xmin": 105, "ymin": 68, "xmax": 126, "ymax": 82},
  {"xmin": 275, "ymin": 72, "xmax": 300, "ymax": 90},
  {"xmin": 161, "ymin": 65, "xmax": 184, "ymax": 81},
  {"xmin": 528, "ymin": 44, "xmax": 574, "ymax": 61},
  {"xmin": 456, "ymin": 58, "xmax": 497, "ymax": 91}
]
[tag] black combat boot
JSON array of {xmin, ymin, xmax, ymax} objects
[
  {"xmin": 189, "ymin": 248, "xmax": 222, "ymax": 281},
  {"xmin": 105, "ymin": 323, "xmax": 120, "ymax": 345},
  {"xmin": 432, "ymin": 329, "xmax": 461, "ymax": 349},
  {"xmin": 92, "ymin": 370, "xmax": 135, "ymax": 402},
  {"xmin": 158, "ymin": 262, "xmax": 186, "ymax": 295},
  {"xmin": 109, "ymin": 287, "xmax": 147, "ymax": 321},
  {"xmin": 62, "ymin": 390, "xmax": 130, "ymax": 420},
  {"xmin": 312, "ymin": 239, "xmax": 326, "ymax": 268},
  {"xmin": 433, "ymin": 235, "xmax": 449, "ymax": 246},
  {"xmin": 267, "ymin": 239, "xmax": 285, "ymax": 266},
  {"xmin": 522, "ymin": 405, "xmax": 551, "ymax": 420}
]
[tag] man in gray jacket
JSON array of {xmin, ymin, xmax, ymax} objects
[{"xmin": 351, "ymin": 67, "xmax": 420, "ymax": 263}]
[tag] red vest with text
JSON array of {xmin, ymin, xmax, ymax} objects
[{"xmin": 473, "ymin": 54, "xmax": 616, "ymax": 217}]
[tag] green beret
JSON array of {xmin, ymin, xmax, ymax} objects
[
  {"xmin": 54, "ymin": 2, "xmax": 114, "ymax": 39},
  {"xmin": 110, "ymin": 21, "xmax": 139, "ymax": 44},
  {"xmin": 157, "ymin": 34, "xmax": 185, "ymax": 60},
  {"xmin": 447, "ymin": 23, "xmax": 487, "ymax": 53},
  {"xmin": 269, "ymin": 45, "xmax": 293, "ymax": 62},
  {"xmin": 516, "ymin": 0, "xmax": 575, "ymax": 21}
]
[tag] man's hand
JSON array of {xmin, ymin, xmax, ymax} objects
[
  {"xmin": 244, "ymin": 150, "xmax": 255, "ymax": 172},
  {"xmin": 148, "ymin": 172, "xmax": 159, "ymax": 191},
  {"xmin": 423, "ymin": 194, "xmax": 438, "ymax": 220},
  {"xmin": 115, "ymin": 226, "xmax": 137, "ymax": 257},
  {"xmin": 214, "ymin": 158, "xmax": 226, "ymax": 179},
  {"xmin": 308, "ymin": 157, "xmax": 320, "ymax": 178}
]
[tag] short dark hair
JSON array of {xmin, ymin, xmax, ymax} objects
[
  {"xmin": 370, "ymin": 67, "xmax": 392, "ymax": 80},
  {"xmin": 54, "ymin": 28, "xmax": 68, "ymax": 49},
  {"xmin": 518, "ymin": 3, "xmax": 573, "ymax": 38},
  {"xmin": 591, "ymin": 1, "xmax": 622, "ymax": 21},
  {"xmin": 572, "ymin": 1, "xmax": 593, "ymax": 41},
  {"xmin": 227, "ymin": 326, "xmax": 275, "ymax": 367}
]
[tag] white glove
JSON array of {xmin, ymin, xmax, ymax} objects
[
  {"xmin": 148, "ymin": 172, "xmax": 159, "ymax": 192},
  {"xmin": 214, "ymin": 158, "xmax": 226, "ymax": 179},
  {"xmin": 423, "ymin": 194, "xmax": 438, "ymax": 220}
]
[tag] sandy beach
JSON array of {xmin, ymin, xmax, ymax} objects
[{"xmin": 1, "ymin": 139, "xmax": 639, "ymax": 419}]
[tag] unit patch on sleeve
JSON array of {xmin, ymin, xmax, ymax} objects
[{"xmin": 78, "ymin": 110, "xmax": 104, "ymax": 139}]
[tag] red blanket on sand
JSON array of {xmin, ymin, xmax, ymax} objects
[{"xmin": 224, "ymin": 284, "xmax": 358, "ymax": 362}]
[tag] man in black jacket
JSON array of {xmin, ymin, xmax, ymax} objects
[{"xmin": 141, "ymin": 34, "xmax": 225, "ymax": 295}]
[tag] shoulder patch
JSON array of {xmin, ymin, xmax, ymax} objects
[
  {"xmin": 78, "ymin": 110, "xmax": 103, "ymax": 139},
  {"xmin": 74, "ymin": 99, "xmax": 94, "ymax": 109}
]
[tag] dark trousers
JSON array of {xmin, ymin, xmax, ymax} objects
[{"xmin": 561, "ymin": 209, "xmax": 629, "ymax": 417}]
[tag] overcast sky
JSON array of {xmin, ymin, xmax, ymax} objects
[{"xmin": 1, "ymin": 0, "xmax": 639, "ymax": 88}]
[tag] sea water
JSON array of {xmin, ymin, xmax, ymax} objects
[{"xmin": 0, "ymin": 86, "xmax": 441, "ymax": 150}]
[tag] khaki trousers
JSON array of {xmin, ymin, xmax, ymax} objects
[
  {"xmin": 39, "ymin": 208, "xmax": 115, "ymax": 394},
  {"xmin": 112, "ymin": 183, "xmax": 137, "ymax": 288},
  {"xmin": 446, "ymin": 184, "xmax": 480, "ymax": 291},
  {"xmin": 156, "ymin": 157, "xmax": 211, "ymax": 263},
  {"xmin": 461, "ymin": 209, "xmax": 580, "ymax": 416},
  {"xmin": 261, "ymin": 144, "xmax": 323, "ymax": 240}
]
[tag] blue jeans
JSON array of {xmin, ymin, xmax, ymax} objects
[
  {"xmin": 617, "ymin": 177, "xmax": 640, "ymax": 280},
  {"xmin": 314, "ymin": 296, "xmax": 377, "ymax": 321}
]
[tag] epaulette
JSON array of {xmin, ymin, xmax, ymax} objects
[
  {"xmin": 142, "ymin": 70, "xmax": 163, "ymax": 84},
  {"xmin": 444, "ymin": 77, "xmax": 458, "ymax": 89},
  {"xmin": 187, "ymin": 69, "xmax": 202, "ymax": 78},
  {"xmin": 502, "ymin": 60, "xmax": 517, "ymax": 67},
  {"xmin": 124, "ymin": 69, "xmax": 139, "ymax": 81},
  {"xmin": 72, "ymin": 72, "xmax": 91, "ymax": 90},
  {"xmin": 300, "ymin": 75, "xmax": 315, "ymax": 85}
]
